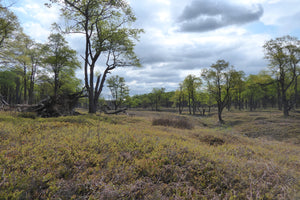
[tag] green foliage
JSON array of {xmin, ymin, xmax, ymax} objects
[
  {"xmin": 263, "ymin": 35, "xmax": 300, "ymax": 116},
  {"xmin": 0, "ymin": 4, "xmax": 19, "ymax": 47},
  {"xmin": 43, "ymin": 33, "xmax": 81, "ymax": 97}
]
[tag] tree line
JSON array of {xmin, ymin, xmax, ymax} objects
[{"xmin": 126, "ymin": 36, "xmax": 300, "ymax": 123}]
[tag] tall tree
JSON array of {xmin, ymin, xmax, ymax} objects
[
  {"xmin": 49, "ymin": 0, "xmax": 142, "ymax": 113},
  {"xmin": 28, "ymin": 42, "xmax": 44, "ymax": 104},
  {"xmin": 263, "ymin": 35, "xmax": 300, "ymax": 116},
  {"xmin": 43, "ymin": 33, "xmax": 80, "ymax": 99},
  {"xmin": 12, "ymin": 32, "xmax": 33, "ymax": 104},
  {"xmin": 202, "ymin": 60, "xmax": 236, "ymax": 123},
  {"xmin": 107, "ymin": 75, "xmax": 129, "ymax": 110}
]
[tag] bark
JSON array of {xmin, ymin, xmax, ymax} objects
[
  {"xmin": 15, "ymin": 77, "xmax": 21, "ymax": 104},
  {"xmin": 23, "ymin": 64, "xmax": 27, "ymax": 104},
  {"xmin": 282, "ymin": 86, "xmax": 289, "ymax": 117},
  {"xmin": 218, "ymin": 105, "xmax": 224, "ymax": 124},
  {"xmin": 295, "ymin": 76, "xmax": 298, "ymax": 109}
]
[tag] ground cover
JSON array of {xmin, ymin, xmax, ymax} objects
[{"xmin": 0, "ymin": 110, "xmax": 299, "ymax": 199}]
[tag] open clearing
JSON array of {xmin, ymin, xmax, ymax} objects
[{"xmin": 0, "ymin": 110, "xmax": 299, "ymax": 199}]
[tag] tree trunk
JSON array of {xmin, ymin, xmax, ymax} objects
[
  {"xmin": 218, "ymin": 108, "xmax": 224, "ymax": 124},
  {"xmin": 88, "ymin": 90, "xmax": 97, "ymax": 113},
  {"xmin": 23, "ymin": 64, "xmax": 27, "ymax": 104},
  {"xmin": 15, "ymin": 77, "xmax": 21, "ymax": 104},
  {"xmin": 54, "ymin": 71, "xmax": 58, "ymax": 99},
  {"xmin": 282, "ymin": 88, "xmax": 289, "ymax": 117},
  {"xmin": 188, "ymin": 95, "xmax": 191, "ymax": 115},
  {"xmin": 295, "ymin": 76, "xmax": 298, "ymax": 109},
  {"xmin": 28, "ymin": 80, "xmax": 34, "ymax": 105},
  {"xmin": 277, "ymin": 81, "xmax": 282, "ymax": 110}
]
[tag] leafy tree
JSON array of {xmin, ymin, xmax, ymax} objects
[
  {"xmin": 150, "ymin": 88, "xmax": 165, "ymax": 111},
  {"xmin": 202, "ymin": 60, "xmax": 236, "ymax": 123},
  {"xmin": 43, "ymin": 33, "xmax": 80, "ymax": 99},
  {"xmin": 183, "ymin": 75, "xmax": 201, "ymax": 115},
  {"xmin": 263, "ymin": 35, "xmax": 300, "ymax": 116},
  {"xmin": 0, "ymin": 3, "xmax": 19, "ymax": 47},
  {"xmin": 12, "ymin": 32, "xmax": 33, "ymax": 104},
  {"xmin": 49, "ymin": 0, "xmax": 143, "ymax": 113},
  {"xmin": 242, "ymin": 75, "xmax": 264, "ymax": 111},
  {"xmin": 27, "ymin": 42, "xmax": 45, "ymax": 104},
  {"xmin": 230, "ymin": 70, "xmax": 245, "ymax": 110},
  {"xmin": 0, "ymin": 69, "xmax": 16, "ymax": 103},
  {"xmin": 36, "ymin": 74, "xmax": 53, "ymax": 100},
  {"xmin": 107, "ymin": 75, "xmax": 129, "ymax": 110},
  {"xmin": 173, "ymin": 83, "xmax": 185, "ymax": 114}
]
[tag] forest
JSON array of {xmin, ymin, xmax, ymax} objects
[{"xmin": 0, "ymin": 0, "xmax": 300, "ymax": 199}]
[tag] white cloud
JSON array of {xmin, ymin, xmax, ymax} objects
[
  {"xmin": 23, "ymin": 22, "xmax": 50, "ymax": 42},
  {"xmin": 13, "ymin": 0, "xmax": 60, "ymax": 41}
]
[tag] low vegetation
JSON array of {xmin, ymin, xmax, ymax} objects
[
  {"xmin": 152, "ymin": 117, "xmax": 194, "ymax": 130},
  {"xmin": 0, "ymin": 110, "xmax": 299, "ymax": 199}
]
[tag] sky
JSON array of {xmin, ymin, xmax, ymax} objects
[{"xmin": 9, "ymin": 0, "xmax": 300, "ymax": 96}]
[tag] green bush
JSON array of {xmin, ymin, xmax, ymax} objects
[{"xmin": 152, "ymin": 117, "xmax": 194, "ymax": 129}]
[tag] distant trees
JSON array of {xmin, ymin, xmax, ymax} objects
[
  {"xmin": 107, "ymin": 75, "xmax": 129, "ymax": 110},
  {"xmin": 149, "ymin": 88, "xmax": 165, "ymax": 111}
]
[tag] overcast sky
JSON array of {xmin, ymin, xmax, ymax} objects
[{"xmin": 11, "ymin": 0, "xmax": 300, "ymax": 96}]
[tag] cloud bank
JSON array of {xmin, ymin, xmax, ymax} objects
[{"xmin": 177, "ymin": 0, "xmax": 264, "ymax": 32}]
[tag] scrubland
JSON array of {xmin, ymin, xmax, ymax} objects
[{"xmin": 0, "ymin": 109, "xmax": 299, "ymax": 199}]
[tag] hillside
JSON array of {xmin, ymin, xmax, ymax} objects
[{"xmin": 0, "ymin": 110, "xmax": 299, "ymax": 199}]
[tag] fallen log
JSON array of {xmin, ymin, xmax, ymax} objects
[
  {"xmin": 0, "ymin": 94, "xmax": 9, "ymax": 110},
  {"xmin": 103, "ymin": 107, "xmax": 127, "ymax": 115},
  {"xmin": 26, "ymin": 91, "xmax": 86, "ymax": 117}
]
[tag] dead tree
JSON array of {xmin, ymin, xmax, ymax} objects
[{"xmin": 27, "ymin": 91, "xmax": 86, "ymax": 117}]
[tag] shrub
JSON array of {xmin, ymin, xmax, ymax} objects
[
  {"xmin": 201, "ymin": 135, "xmax": 225, "ymax": 146},
  {"xmin": 152, "ymin": 117, "xmax": 194, "ymax": 129},
  {"xmin": 17, "ymin": 112, "xmax": 37, "ymax": 119}
]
